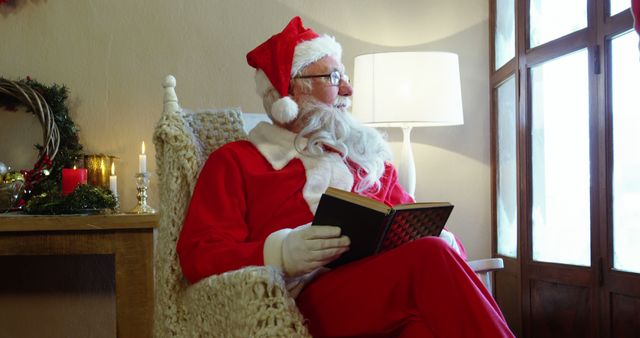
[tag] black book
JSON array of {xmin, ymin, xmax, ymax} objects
[{"xmin": 312, "ymin": 187, "xmax": 454, "ymax": 268}]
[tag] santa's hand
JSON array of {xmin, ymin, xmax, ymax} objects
[
  {"xmin": 264, "ymin": 224, "xmax": 349, "ymax": 277},
  {"xmin": 438, "ymin": 229, "xmax": 461, "ymax": 254}
]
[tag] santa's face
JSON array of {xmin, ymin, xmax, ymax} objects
[{"xmin": 290, "ymin": 56, "xmax": 352, "ymax": 108}]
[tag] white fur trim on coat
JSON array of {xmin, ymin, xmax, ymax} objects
[
  {"xmin": 248, "ymin": 122, "xmax": 353, "ymax": 213},
  {"xmin": 439, "ymin": 229, "xmax": 461, "ymax": 255},
  {"xmin": 263, "ymin": 228, "xmax": 291, "ymax": 270}
]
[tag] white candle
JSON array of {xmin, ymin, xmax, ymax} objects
[
  {"xmin": 109, "ymin": 162, "xmax": 118, "ymax": 196},
  {"xmin": 139, "ymin": 141, "xmax": 147, "ymax": 173}
]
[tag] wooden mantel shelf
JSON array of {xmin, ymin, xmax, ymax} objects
[{"xmin": 0, "ymin": 213, "xmax": 158, "ymax": 232}]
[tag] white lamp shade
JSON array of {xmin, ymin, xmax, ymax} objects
[{"xmin": 352, "ymin": 52, "xmax": 464, "ymax": 127}]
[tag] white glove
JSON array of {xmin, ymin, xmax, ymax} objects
[
  {"xmin": 439, "ymin": 229, "xmax": 461, "ymax": 254},
  {"xmin": 264, "ymin": 224, "xmax": 350, "ymax": 277}
]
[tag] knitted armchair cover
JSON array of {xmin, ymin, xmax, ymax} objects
[{"xmin": 153, "ymin": 104, "xmax": 311, "ymax": 337}]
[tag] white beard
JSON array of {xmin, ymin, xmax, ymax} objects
[{"xmin": 292, "ymin": 97, "xmax": 392, "ymax": 194}]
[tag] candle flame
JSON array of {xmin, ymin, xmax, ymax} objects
[
  {"xmin": 142, "ymin": 141, "xmax": 146, "ymax": 155},
  {"xmin": 73, "ymin": 165, "xmax": 77, "ymax": 170},
  {"xmin": 111, "ymin": 162, "xmax": 115, "ymax": 175}
]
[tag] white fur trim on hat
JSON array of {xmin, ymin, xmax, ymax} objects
[
  {"xmin": 291, "ymin": 35, "xmax": 343, "ymax": 76},
  {"xmin": 271, "ymin": 96, "xmax": 299, "ymax": 124}
]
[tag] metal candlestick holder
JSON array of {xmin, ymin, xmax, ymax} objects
[
  {"xmin": 112, "ymin": 192, "xmax": 121, "ymax": 213},
  {"xmin": 128, "ymin": 172, "xmax": 156, "ymax": 214}
]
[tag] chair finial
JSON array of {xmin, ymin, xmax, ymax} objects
[
  {"xmin": 163, "ymin": 75, "xmax": 180, "ymax": 114},
  {"xmin": 163, "ymin": 75, "xmax": 176, "ymax": 89}
]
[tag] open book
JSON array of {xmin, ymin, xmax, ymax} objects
[{"xmin": 312, "ymin": 187, "xmax": 454, "ymax": 268}]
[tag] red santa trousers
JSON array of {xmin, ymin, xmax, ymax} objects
[{"xmin": 296, "ymin": 237, "xmax": 515, "ymax": 338}]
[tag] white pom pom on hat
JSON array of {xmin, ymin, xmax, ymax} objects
[
  {"xmin": 246, "ymin": 16, "xmax": 342, "ymax": 124},
  {"xmin": 270, "ymin": 96, "xmax": 299, "ymax": 124}
]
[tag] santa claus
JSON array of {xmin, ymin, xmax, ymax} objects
[{"xmin": 177, "ymin": 16, "xmax": 514, "ymax": 338}]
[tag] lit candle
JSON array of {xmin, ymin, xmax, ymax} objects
[
  {"xmin": 139, "ymin": 141, "xmax": 147, "ymax": 173},
  {"xmin": 109, "ymin": 162, "xmax": 118, "ymax": 196},
  {"xmin": 61, "ymin": 165, "xmax": 88, "ymax": 196}
]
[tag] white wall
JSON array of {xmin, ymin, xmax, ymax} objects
[{"xmin": 0, "ymin": 0, "xmax": 490, "ymax": 259}]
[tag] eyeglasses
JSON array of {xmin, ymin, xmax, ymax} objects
[{"xmin": 293, "ymin": 70, "xmax": 349, "ymax": 86}]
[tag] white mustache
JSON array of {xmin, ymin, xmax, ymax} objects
[{"xmin": 333, "ymin": 96, "xmax": 351, "ymax": 110}]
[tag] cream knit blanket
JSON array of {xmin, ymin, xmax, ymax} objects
[{"xmin": 153, "ymin": 107, "xmax": 311, "ymax": 337}]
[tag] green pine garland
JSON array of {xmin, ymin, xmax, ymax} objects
[
  {"xmin": 25, "ymin": 184, "xmax": 117, "ymax": 215},
  {"xmin": 23, "ymin": 77, "xmax": 83, "ymax": 196}
]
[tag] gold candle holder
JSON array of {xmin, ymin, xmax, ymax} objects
[
  {"xmin": 84, "ymin": 154, "xmax": 115, "ymax": 189},
  {"xmin": 128, "ymin": 172, "xmax": 156, "ymax": 214}
]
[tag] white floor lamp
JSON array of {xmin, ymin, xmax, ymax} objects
[{"xmin": 352, "ymin": 52, "xmax": 465, "ymax": 197}]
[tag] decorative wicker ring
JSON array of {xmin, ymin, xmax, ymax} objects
[{"xmin": 0, "ymin": 78, "xmax": 60, "ymax": 164}]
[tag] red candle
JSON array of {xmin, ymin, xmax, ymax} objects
[{"xmin": 62, "ymin": 167, "xmax": 88, "ymax": 196}]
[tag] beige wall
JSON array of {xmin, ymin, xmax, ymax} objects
[{"xmin": 0, "ymin": 0, "xmax": 490, "ymax": 259}]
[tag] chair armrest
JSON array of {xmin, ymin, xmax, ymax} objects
[
  {"xmin": 183, "ymin": 266, "xmax": 311, "ymax": 338},
  {"xmin": 467, "ymin": 258, "xmax": 504, "ymax": 273},
  {"xmin": 466, "ymin": 258, "xmax": 504, "ymax": 295}
]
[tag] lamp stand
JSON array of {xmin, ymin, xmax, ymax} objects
[{"xmin": 398, "ymin": 125, "xmax": 416, "ymax": 197}]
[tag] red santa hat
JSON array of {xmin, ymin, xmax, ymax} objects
[{"xmin": 246, "ymin": 16, "xmax": 342, "ymax": 124}]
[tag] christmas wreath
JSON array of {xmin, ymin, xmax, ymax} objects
[{"xmin": 0, "ymin": 77, "xmax": 115, "ymax": 214}]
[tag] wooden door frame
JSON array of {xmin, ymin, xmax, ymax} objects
[{"xmin": 490, "ymin": 0, "xmax": 638, "ymax": 337}]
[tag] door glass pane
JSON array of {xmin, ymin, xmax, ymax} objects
[
  {"xmin": 495, "ymin": 0, "xmax": 515, "ymax": 70},
  {"xmin": 530, "ymin": 0, "xmax": 587, "ymax": 48},
  {"xmin": 610, "ymin": 0, "xmax": 630, "ymax": 16},
  {"xmin": 612, "ymin": 31, "xmax": 640, "ymax": 274},
  {"xmin": 531, "ymin": 49, "xmax": 590, "ymax": 266},
  {"xmin": 497, "ymin": 76, "xmax": 518, "ymax": 258}
]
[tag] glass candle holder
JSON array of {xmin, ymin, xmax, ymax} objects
[
  {"xmin": 84, "ymin": 154, "xmax": 115, "ymax": 189},
  {"xmin": 128, "ymin": 172, "xmax": 156, "ymax": 214}
]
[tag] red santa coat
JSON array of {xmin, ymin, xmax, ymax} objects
[{"xmin": 177, "ymin": 122, "xmax": 437, "ymax": 284}]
